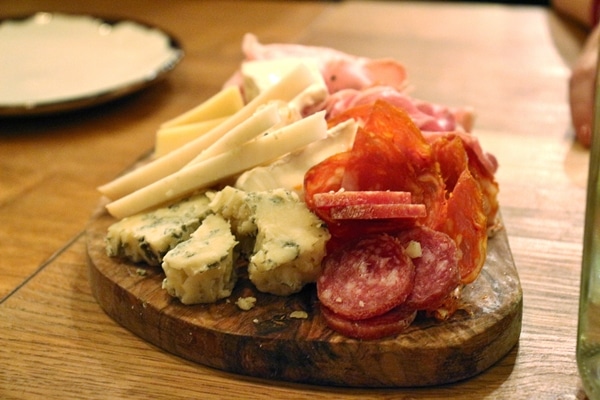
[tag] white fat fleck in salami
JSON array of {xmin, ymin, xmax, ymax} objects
[
  {"xmin": 396, "ymin": 226, "xmax": 460, "ymax": 311},
  {"xmin": 317, "ymin": 233, "xmax": 415, "ymax": 320}
]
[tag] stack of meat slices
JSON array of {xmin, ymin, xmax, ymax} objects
[{"xmin": 304, "ymin": 100, "xmax": 497, "ymax": 340}]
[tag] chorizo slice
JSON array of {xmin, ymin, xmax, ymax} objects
[{"xmin": 437, "ymin": 169, "xmax": 487, "ymax": 284}]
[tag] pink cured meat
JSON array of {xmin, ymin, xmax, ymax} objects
[
  {"xmin": 223, "ymin": 34, "xmax": 408, "ymax": 95},
  {"xmin": 397, "ymin": 226, "xmax": 460, "ymax": 311},
  {"xmin": 317, "ymin": 233, "xmax": 415, "ymax": 320},
  {"xmin": 317, "ymin": 86, "xmax": 474, "ymax": 133},
  {"xmin": 320, "ymin": 304, "xmax": 417, "ymax": 340}
]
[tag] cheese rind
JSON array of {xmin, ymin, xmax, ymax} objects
[
  {"xmin": 105, "ymin": 111, "xmax": 328, "ymax": 219},
  {"xmin": 160, "ymin": 86, "xmax": 244, "ymax": 129},
  {"xmin": 104, "ymin": 192, "xmax": 212, "ymax": 266},
  {"xmin": 161, "ymin": 214, "xmax": 238, "ymax": 304}
]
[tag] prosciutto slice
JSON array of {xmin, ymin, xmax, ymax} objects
[{"xmin": 223, "ymin": 33, "xmax": 408, "ymax": 95}]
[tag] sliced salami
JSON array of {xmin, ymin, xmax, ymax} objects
[
  {"xmin": 317, "ymin": 233, "xmax": 415, "ymax": 320},
  {"xmin": 396, "ymin": 226, "xmax": 460, "ymax": 311},
  {"xmin": 329, "ymin": 203, "xmax": 426, "ymax": 220},
  {"xmin": 312, "ymin": 190, "xmax": 412, "ymax": 208},
  {"xmin": 320, "ymin": 303, "xmax": 417, "ymax": 340}
]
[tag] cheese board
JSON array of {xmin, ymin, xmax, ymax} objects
[{"xmin": 86, "ymin": 203, "xmax": 522, "ymax": 387}]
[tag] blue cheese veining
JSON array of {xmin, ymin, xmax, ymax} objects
[
  {"xmin": 211, "ymin": 186, "xmax": 331, "ymax": 296},
  {"xmin": 161, "ymin": 214, "xmax": 238, "ymax": 304},
  {"xmin": 105, "ymin": 192, "xmax": 212, "ymax": 266}
]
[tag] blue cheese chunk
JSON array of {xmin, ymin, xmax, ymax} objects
[
  {"xmin": 246, "ymin": 189, "xmax": 330, "ymax": 296},
  {"xmin": 105, "ymin": 192, "xmax": 212, "ymax": 266},
  {"xmin": 161, "ymin": 214, "xmax": 238, "ymax": 305}
]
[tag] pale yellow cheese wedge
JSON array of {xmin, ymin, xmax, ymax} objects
[
  {"xmin": 105, "ymin": 111, "xmax": 327, "ymax": 219},
  {"xmin": 160, "ymin": 86, "xmax": 244, "ymax": 129},
  {"xmin": 98, "ymin": 63, "xmax": 318, "ymax": 201},
  {"xmin": 154, "ymin": 117, "xmax": 227, "ymax": 158}
]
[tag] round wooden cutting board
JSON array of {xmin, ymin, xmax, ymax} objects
[{"xmin": 86, "ymin": 207, "xmax": 522, "ymax": 388}]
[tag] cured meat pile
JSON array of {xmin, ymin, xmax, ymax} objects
[
  {"xmin": 304, "ymin": 101, "xmax": 497, "ymax": 339},
  {"xmin": 229, "ymin": 34, "xmax": 500, "ymax": 340}
]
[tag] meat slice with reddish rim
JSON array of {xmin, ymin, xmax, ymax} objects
[
  {"xmin": 320, "ymin": 304, "xmax": 417, "ymax": 340},
  {"xmin": 397, "ymin": 226, "xmax": 460, "ymax": 311},
  {"xmin": 312, "ymin": 190, "xmax": 412, "ymax": 208},
  {"xmin": 329, "ymin": 203, "xmax": 426, "ymax": 220},
  {"xmin": 317, "ymin": 233, "xmax": 415, "ymax": 320}
]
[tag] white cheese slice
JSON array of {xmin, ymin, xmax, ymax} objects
[
  {"xmin": 242, "ymin": 57, "xmax": 323, "ymax": 101},
  {"xmin": 235, "ymin": 118, "xmax": 358, "ymax": 197},
  {"xmin": 154, "ymin": 117, "xmax": 227, "ymax": 158},
  {"xmin": 161, "ymin": 214, "xmax": 238, "ymax": 305},
  {"xmin": 184, "ymin": 102, "xmax": 279, "ymax": 166},
  {"xmin": 105, "ymin": 111, "xmax": 328, "ymax": 219},
  {"xmin": 98, "ymin": 63, "xmax": 319, "ymax": 201},
  {"xmin": 160, "ymin": 86, "xmax": 244, "ymax": 129}
]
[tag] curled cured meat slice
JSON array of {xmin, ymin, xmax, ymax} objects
[
  {"xmin": 320, "ymin": 304, "xmax": 417, "ymax": 340},
  {"xmin": 397, "ymin": 226, "xmax": 460, "ymax": 311},
  {"xmin": 437, "ymin": 169, "xmax": 488, "ymax": 284},
  {"xmin": 341, "ymin": 100, "xmax": 446, "ymax": 228},
  {"xmin": 317, "ymin": 233, "xmax": 415, "ymax": 320}
]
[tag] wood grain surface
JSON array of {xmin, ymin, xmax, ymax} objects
[{"xmin": 86, "ymin": 204, "xmax": 522, "ymax": 387}]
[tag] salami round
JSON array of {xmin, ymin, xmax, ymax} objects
[
  {"xmin": 320, "ymin": 303, "xmax": 417, "ymax": 340},
  {"xmin": 396, "ymin": 226, "xmax": 460, "ymax": 311},
  {"xmin": 317, "ymin": 233, "xmax": 415, "ymax": 320}
]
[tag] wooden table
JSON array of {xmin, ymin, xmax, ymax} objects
[{"xmin": 0, "ymin": 0, "xmax": 591, "ymax": 398}]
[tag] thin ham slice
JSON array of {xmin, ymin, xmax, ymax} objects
[{"xmin": 223, "ymin": 33, "xmax": 408, "ymax": 95}]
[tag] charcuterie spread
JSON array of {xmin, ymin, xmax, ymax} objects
[{"xmin": 96, "ymin": 33, "xmax": 502, "ymax": 342}]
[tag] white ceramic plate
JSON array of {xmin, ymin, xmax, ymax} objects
[{"xmin": 0, "ymin": 12, "xmax": 183, "ymax": 116}]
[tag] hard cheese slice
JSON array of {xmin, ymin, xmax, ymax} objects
[{"xmin": 106, "ymin": 111, "xmax": 328, "ymax": 219}]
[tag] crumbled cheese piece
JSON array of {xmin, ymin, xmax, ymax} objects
[
  {"xmin": 235, "ymin": 296, "xmax": 257, "ymax": 311},
  {"xmin": 105, "ymin": 192, "xmax": 212, "ymax": 266},
  {"xmin": 245, "ymin": 188, "xmax": 331, "ymax": 296},
  {"xmin": 289, "ymin": 311, "xmax": 308, "ymax": 319},
  {"xmin": 161, "ymin": 214, "xmax": 238, "ymax": 304}
]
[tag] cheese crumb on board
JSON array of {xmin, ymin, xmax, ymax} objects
[
  {"xmin": 235, "ymin": 296, "xmax": 257, "ymax": 311},
  {"xmin": 289, "ymin": 311, "xmax": 308, "ymax": 319},
  {"xmin": 161, "ymin": 214, "xmax": 238, "ymax": 305},
  {"xmin": 105, "ymin": 192, "xmax": 212, "ymax": 266}
]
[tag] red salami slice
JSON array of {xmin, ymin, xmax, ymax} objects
[
  {"xmin": 329, "ymin": 203, "xmax": 426, "ymax": 220},
  {"xmin": 312, "ymin": 190, "xmax": 412, "ymax": 208},
  {"xmin": 397, "ymin": 226, "xmax": 460, "ymax": 311},
  {"xmin": 317, "ymin": 233, "xmax": 415, "ymax": 320},
  {"xmin": 320, "ymin": 304, "xmax": 417, "ymax": 340}
]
